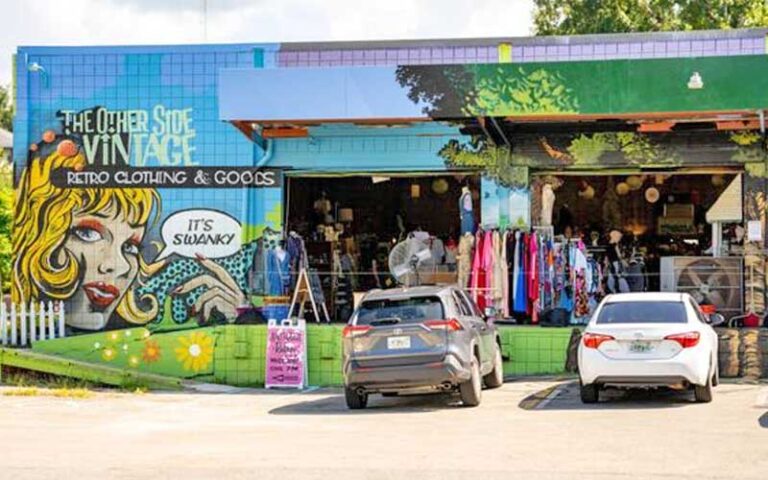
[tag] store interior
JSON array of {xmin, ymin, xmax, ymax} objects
[
  {"xmin": 257, "ymin": 169, "xmax": 745, "ymax": 324},
  {"xmin": 546, "ymin": 172, "xmax": 737, "ymax": 282},
  {"xmin": 530, "ymin": 171, "xmax": 745, "ymax": 321},
  {"xmin": 285, "ymin": 174, "xmax": 481, "ymax": 321}
]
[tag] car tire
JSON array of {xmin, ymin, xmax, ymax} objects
[
  {"xmin": 459, "ymin": 357, "xmax": 482, "ymax": 407},
  {"xmin": 580, "ymin": 381, "xmax": 599, "ymax": 404},
  {"xmin": 483, "ymin": 347, "xmax": 504, "ymax": 389},
  {"xmin": 345, "ymin": 387, "xmax": 368, "ymax": 409},
  {"xmin": 694, "ymin": 372, "xmax": 714, "ymax": 403}
]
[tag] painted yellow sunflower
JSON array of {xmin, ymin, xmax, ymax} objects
[{"xmin": 174, "ymin": 332, "xmax": 214, "ymax": 373}]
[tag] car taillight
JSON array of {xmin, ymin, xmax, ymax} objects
[
  {"xmin": 582, "ymin": 333, "xmax": 614, "ymax": 349},
  {"xmin": 424, "ymin": 319, "xmax": 463, "ymax": 331},
  {"xmin": 342, "ymin": 325, "xmax": 371, "ymax": 338},
  {"xmin": 664, "ymin": 331, "xmax": 700, "ymax": 348}
]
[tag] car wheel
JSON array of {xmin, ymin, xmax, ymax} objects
[
  {"xmin": 459, "ymin": 357, "xmax": 482, "ymax": 407},
  {"xmin": 483, "ymin": 346, "xmax": 504, "ymax": 389},
  {"xmin": 580, "ymin": 381, "xmax": 599, "ymax": 404},
  {"xmin": 345, "ymin": 387, "xmax": 368, "ymax": 409},
  {"xmin": 694, "ymin": 372, "xmax": 713, "ymax": 403}
]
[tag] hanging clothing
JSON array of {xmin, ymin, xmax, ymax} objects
[
  {"xmin": 457, "ymin": 233, "xmax": 474, "ymax": 288},
  {"xmin": 506, "ymin": 231, "xmax": 517, "ymax": 316},
  {"xmin": 286, "ymin": 234, "xmax": 305, "ymax": 290},
  {"xmin": 514, "ymin": 232, "xmax": 528, "ymax": 314},
  {"xmin": 266, "ymin": 248, "xmax": 291, "ymax": 296},
  {"xmin": 470, "ymin": 230, "xmax": 486, "ymax": 308},
  {"xmin": 490, "ymin": 230, "xmax": 504, "ymax": 309},
  {"xmin": 528, "ymin": 233, "xmax": 540, "ymax": 322},
  {"xmin": 482, "ymin": 230, "xmax": 495, "ymax": 310},
  {"xmin": 460, "ymin": 190, "xmax": 474, "ymax": 235},
  {"xmin": 572, "ymin": 244, "xmax": 590, "ymax": 320},
  {"xmin": 501, "ymin": 232, "xmax": 510, "ymax": 318}
]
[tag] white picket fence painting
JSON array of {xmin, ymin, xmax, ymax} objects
[{"xmin": 0, "ymin": 301, "xmax": 66, "ymax": 347}]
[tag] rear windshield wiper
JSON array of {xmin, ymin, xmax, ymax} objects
[{"xmin": 369, "ymin": 317, "xmax": 402, "ymax": 326}]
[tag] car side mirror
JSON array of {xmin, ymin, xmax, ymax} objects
[
  {"xmin": 708, "ymin": 313, "xmax": 726, "ymax": 327},
  {"xmin": 484, "ymin": 306, "xmax": 497, "ymax": 319}
]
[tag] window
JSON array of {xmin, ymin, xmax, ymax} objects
[
  {"xmin": 355, "ymin": 296, "xmax": 445, "ymax": 326},
  {"xmin": 458, "ymin": 290, "xmax": 482, "ymax": 318},
  {"xmin": 688, "ymin": 300, "xmax": 708, "ymax": 324},
  {"xmin": 596, "ymin": 301, "xmax": 688, "ymax": 324},
  {"xmin": 452, "ymin": 291, "xmax": 472, "ymax": 317}
]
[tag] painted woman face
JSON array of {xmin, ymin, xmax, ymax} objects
[{"xmin": 61, "ymin": 207, "xmax": 145, "ymax": 330}]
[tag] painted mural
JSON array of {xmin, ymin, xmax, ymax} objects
[
  {"xmin": 10, "ymin": 47, "xmax": 287, "ymax": 381},
  {"xmin": 13, "ymin": 128, "xmax": 284, "ymax": 333}
]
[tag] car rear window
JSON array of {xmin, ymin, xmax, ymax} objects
[
  {"xmin": 355, "ymin": 296, "xmax": 445, "ymax": 326},
  {"xmin": 596, "ymin": 301, "xmax": 687, "ymax": 324}
]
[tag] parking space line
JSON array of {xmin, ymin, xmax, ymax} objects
[{"xmin": 536, "ymin": 385, "xmax": 565, "ymax": 410}]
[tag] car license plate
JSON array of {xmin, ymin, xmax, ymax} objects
[
  {"xmin": 387, "ymin": 336, "xmax": 411, "ymax": 350},
  {"xmin": 629, "ymin": 341, "xmax": 653, "ymax": 353}
]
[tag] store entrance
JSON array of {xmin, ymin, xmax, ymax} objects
[
  {"xmin": 286, "ymin": 173, "xmax": 481, "ymax": 321},
  {"xmin": 535, "ymin": 170, "xmax": 744, "ymax": 319}
]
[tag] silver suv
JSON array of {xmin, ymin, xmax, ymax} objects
[{"xmin": 342, "ymin": 285, "xmax": 504, "ymax": 409}]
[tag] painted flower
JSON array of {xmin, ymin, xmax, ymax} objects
[
  {"xmin": 174, "ymin": 332, "xmax": 214, "ymax": 373},
  {"xmin": 101, "ymin": 347, "xmax": 117, "ymax": 362},
  {"xmin": 128, "ymin": 355, "xmax": 141, "ymax": 368},
  {"xmin": 142, "ymin": 340, "xmax": 162, "ymax": 363}
]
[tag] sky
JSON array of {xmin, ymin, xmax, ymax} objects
[{"xmin": 0, "ymin": 0, "xmax": 535, "ymax": 87}]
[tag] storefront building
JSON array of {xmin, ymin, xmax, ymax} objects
[{"xmin": 7, "ymin": 29, "xmax": 768, "ymax": 384}]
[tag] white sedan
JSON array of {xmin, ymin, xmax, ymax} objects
[{"xmin": 578, "ymin": 293, "xmax": 721, "ymax": 404}]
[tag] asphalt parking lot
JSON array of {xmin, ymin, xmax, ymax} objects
[{"xmin": 1, "ymin": 379, "xmax": 766, "ymax": 480}]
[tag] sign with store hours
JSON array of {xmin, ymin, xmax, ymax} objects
[{"xmin": 265, "ymin": 319, "xmax": 307, "ymax": 389}]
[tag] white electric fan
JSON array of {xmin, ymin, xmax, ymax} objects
[{"xmin": 388, "ymin": 238, "xmax": 432, "ymax": 287}]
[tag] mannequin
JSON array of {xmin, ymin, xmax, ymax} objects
[
  {"xmin": 540, "ymin": 183, "xmax": 556, "ymax": 227},
  {"xmin": 459, "ymin": 186, "xmax": 474, "ymax": 235}
]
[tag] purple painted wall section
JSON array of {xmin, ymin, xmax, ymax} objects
[
  {"xmin": 513, "ymin": 36, "xmax": 764, "ymax": 62},
  {"xmin": 277, "ymin": 30, "xmax": 766, "ymax": 68},
  {"xmin": 277, "ymin": 46, "xmax": 497, "ymax": 67}
]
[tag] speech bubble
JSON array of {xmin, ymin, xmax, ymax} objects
[{"xmin": 155, "ymin": 209, "xmax": 242, "ymax": 261}]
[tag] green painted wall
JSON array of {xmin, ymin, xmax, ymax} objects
[
  {"xmin": 25, "ymin": 325, "xmax": 572, "ymax": 387},
  {"xmin": 397, "ymin": 55, "xmax": 768, "ymax": 118}
]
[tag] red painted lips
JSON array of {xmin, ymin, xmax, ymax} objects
[{"xmin": 83, "ymin": 282, "xmax": 120, "ymax": 309}]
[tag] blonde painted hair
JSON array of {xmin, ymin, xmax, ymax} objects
[{"xmin": 13, "ymin": 148, "xmax": 161, "ymax": 324}]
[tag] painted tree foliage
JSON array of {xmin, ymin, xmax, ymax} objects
[
  {"xmin": 533, "ymin": 0, "xmax": 768, "ymax": 35},
  {"xmin": 0, "ymin": 85, "xmax": 12, "ymax": 132},
  {"xmin": 465, "ymin": 67, "xmax": 579, "ymax": 116}
]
